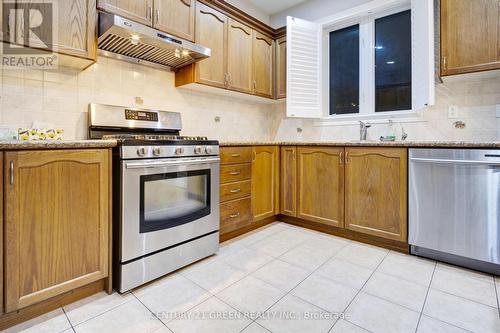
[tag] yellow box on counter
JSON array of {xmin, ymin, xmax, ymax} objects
[{"xmin": 18, "ymin": 129, "xmax": 64, "ymax": 140}]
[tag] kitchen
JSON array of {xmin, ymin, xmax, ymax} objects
[{"xmin": 0, "ymin": 0, "xmax": 499, "ymax": 332}]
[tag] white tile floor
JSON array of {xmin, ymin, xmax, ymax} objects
[{"xmin": 5, "ymin": 222, "xmax": 500, "ymax": 333}]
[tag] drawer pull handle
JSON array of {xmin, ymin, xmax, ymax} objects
[
  {"xmin": 231, "ymin": 154, "xmax": 240, "ymax": 157},
  {"xmin": 229, "ymin": 212, "xmax": 240, "ymax": 218},
  {"xmin": 230, "ymin": 188, "xmax": 241, "ymax": 193},
  {"xmin": 230, "ymin": 171, "xmax": 240, "ymax": 175}
]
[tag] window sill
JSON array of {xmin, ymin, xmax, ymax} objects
[{"xmin": 314, "ymin": 110, "xmax": 426, "ymax": 126}]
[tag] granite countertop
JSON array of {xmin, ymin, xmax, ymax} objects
[
  {"xmin": 0, "ymin": 140, "xmax": 118, "ymax": 150},
  {"xmin": 220, "ymin": 141, "xmax": 500, "ymax": 148}
]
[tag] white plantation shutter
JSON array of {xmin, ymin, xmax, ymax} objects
[
  {"xmin": 411, "ymin": 0, "xmax": 435, "ymax": 110},
  {"xmin": 286, "ymin": 16, "xmax": 323, "ymax": 118}
]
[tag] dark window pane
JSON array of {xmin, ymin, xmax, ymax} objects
[
  {"xmin": 329, "ymin": 25, "xmax": 359, "ymax": 115},
  {"xmin": 375, "ymin": 10, "xmax": 412, "ymax": 112}
]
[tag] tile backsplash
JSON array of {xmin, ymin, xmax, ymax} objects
[
  {"xmin": 1, "ymin": 56, "xmax": 499, "ymax": 142},
  {"xmin": 0, "ymin": 56, "xmax": 274, "ymax": 141}
]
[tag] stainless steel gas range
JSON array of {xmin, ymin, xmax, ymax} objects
[{"xmin": 89, "ymin": 103, "xmax": 220, "ymax": 292}]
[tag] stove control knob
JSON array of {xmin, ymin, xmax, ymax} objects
[
  {"xmin": 175, "ymin": 147, "xmax": 185, "ymax": 155},
  {"xmin": 194, "ymin": 146, "xmax": 203, "ymax": 155},
  {"xmin": 205, "ymin": 146, "xmax": 213, "ymax": 154},
  {"xmin": 137, "ymin": 147, "xmax": 147, "ymax": 157},
  {"xmin": 152, "ymin": 147, "xmax": 162, "ymax": 156}
]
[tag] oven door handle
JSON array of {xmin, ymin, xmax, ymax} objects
[{"xmin": 125, "ymin": 158, "xmax": 220, "ymax": 169}]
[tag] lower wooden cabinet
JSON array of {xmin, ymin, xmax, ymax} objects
[
  {"xmin": 344, "ymin": 147, "xmax": 408, "ymax": 241},
  {"xmin": 297, "ymin": 147, "xmax": 344, "ymax": 228},
  {"xmin": 3, "ymin": 149, "xmax": 111, "ymax": 312},
  {"xmin": 251, "ymin": 146, "xmax": 279, "ymax": 221},
  {"xmin": 280, "ymin": 146, "xmax": 297, "ymax": 217}
]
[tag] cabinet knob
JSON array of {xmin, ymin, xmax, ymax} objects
[
  {"xmin": 229, "ymin": 212, "xmax": 240, "ymax": 218},
  {"xmin": 230, "ymin": 188, "xmax": 241, "ymax": 193},
  {"xmin": 229, "ymin": 171, "xmax": 240, "ymax": 175}
]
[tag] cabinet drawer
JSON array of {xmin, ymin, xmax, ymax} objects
[
  {"xmin": 220, "ymin": 197, "xmax": 252, "ymax": 234},
  {"xmin": 220, "ymin": 163, "xmax": 251, "ymax": 183},
  {"xmin": 220, "ymin": 180, "xmax": 251, "ymax": 202},
  {"xmin": 221, "ymin": 147, "xmax": 252, "ymax": 165}
]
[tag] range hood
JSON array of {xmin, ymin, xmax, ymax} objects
[{"xmin": 97, "ymin": 11, "xmax": 210, "ymax": 71}]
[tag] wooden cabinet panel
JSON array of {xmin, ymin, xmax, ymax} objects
[
  {"xmin": 192, "ymin": 2, "xmax": 227, "ymax": 88},
  {"xmin": 220, "ymin": 197, "xmax": 252, "ymax": 234},
  {"xmin": 154, "ymin": 0, "xmax": 195, "ymax": 41},
  {"xmin": 441, "ymin": 0, "xmax": 500, "ymax": 75},
  {"xmin": 98, "ymin": 0, "xmax": 153, "ymax": 25},
  {"xmin": 15, "ymin": 0, "xmax": 97, "ymax": 61},
  {"xmin": 251, "ymin": 146, "xmax": 279, "ymax": 221},
  {"xmin": 280, "ymin": 146, "xmax": 296, "ymax": 217},
  {"xmin": 276, "ymin": 37, "xmax": 286, "ymax": 99},
  {"xmin": 221, "ymin": 180, "xmax": 251, "ymax": 202},
  {"xmin": 252, "ymin": 31, "xmax": 274, "ymax": 98},
  {"xmin": 220, "ymin": 163, "xmax": 251, "ymax": 184},
  {"xmin": 4, "ymin": 149, "xmax": 110, "ymax": 312},
  {"xmin": 227, "ymin": 18, "xmax": 253, "ymax": 94},
  {"xmin": 344, "ymin": 148, "xmax": 407, "ymax": 242},
  {"xmin": 297, "ymin": 147, "xmax": 344, "ymax": 227},
  {"xmin": 220, "ymin": 146, "xmax": 252, "ymax": 165}
]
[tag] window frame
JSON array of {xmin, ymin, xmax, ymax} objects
[{"xmin": 322, "ymin": 3, "xmax": 416, "ymax": 120}]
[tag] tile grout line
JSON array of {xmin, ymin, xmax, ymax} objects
[
  {"xmin": 494, "ymin": 278, "xmax": 500, "ymax": 318},
  {"xmin": 331, "ymin": 250, "xmax": 392, "ymax": 333},
  {"xmin": 130, "ymin": 291, "xmax": 174, "ymax": 332},
  {"xmin": 413, "ymin": 260, "xmax": 435, "ymax": 333}
]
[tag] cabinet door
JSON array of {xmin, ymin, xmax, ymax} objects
[
  {"xmin": 345, "ymin": 148, "xmax": 407, "ymax": 241},
  {"xmin": 194, "ymin": 2, "xmax": 227, "ymax": 88},
  {"xmin": 252, "ymin": 146, "xmax": 279, "ymax": 221},
  {"xmin": 154, "ymin": 0, "xmax": 195, "ymax": 41},
  {"xmin": 297, "ymin": 147, "xmax": 344, "ymax": 227},
  {"xmin": 280, "ymin": 146, "xmax": 296, "ymax": 217},
  {"xmin": 227, "ymin": 18, "xmax": 253, "ymax": 94},
  {"xmin": 276, "ymin": 37, "xmax": 286, "ymax": 99},
  {"xmin": 98, "ymin": 0, "xmax": 153, "ymax": 25},
  {"xmin": 4, "ymin": 149, "xmax": 110, "ymax": 312},
  {"xmin": 441, "ymin": 0, "xmax": 500, "ymax": 75},
  {"xmin": 252, "ymin": 31, "xmax": 274, "ymax": 98},
  {"xmin": 15, "ymin": 0, "xmax": 97, "ymax": 60}
]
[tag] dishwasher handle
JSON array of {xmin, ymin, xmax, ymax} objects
[{"xmin": 410, "ymin": 157, "xmax": 500, "ymax": 166}]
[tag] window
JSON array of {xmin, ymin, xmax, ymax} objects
[
  {"xmin": 329, "ymin": 25, "xmax": 360, "ymax": 115},
  {"xmin": 327, "ymin": 8, "xmax": 417, "ymax": 117},
  {"xmin": 375, "ymin": 10, "xmax": 412, "ymax": 112}
]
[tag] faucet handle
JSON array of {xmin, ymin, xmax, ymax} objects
[{"xmin": 359, "ymin": 121, "xmax": 371, "ymax": 128}]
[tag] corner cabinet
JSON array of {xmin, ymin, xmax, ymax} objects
[
  {"xmin": 3, "ymin": 149, "xmax": 111, "ymax": 312},
  {"xmin": 440, "ymin": 0, "xmax": 500, "ymax": 76},
  {"xmin": 344, "ymin": 148, "xmax": 407, "ymax": 242},
  {"xmin": 297, "ymin": 147, "xmax": 344, "ymax": 228},
  {"xmin": 275, "ymin": 37, "xmax": 286, "ymax": 99},
  {"xmin": 98, "ymin": 0, "xmax": 153, "ymax": 25},
  {"xmin": 251, "ymin": 146, "xmax": 279, "ymax": 221},
  {"xmin": 154, "ymin": 0, "xmax": 195, "ymax": 41},
  {"xmin": 280, "ymin": 146, "xmax": 296, "ymax": 217}
]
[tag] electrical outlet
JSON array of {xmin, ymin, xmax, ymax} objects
[{"xmin": 448, "ymin": 105, "xmax": 459, "ymax": 119}]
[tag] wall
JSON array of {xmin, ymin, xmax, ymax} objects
[
  {"xmin": 270, "ymin": 76, "xmax": 500, "ymax": 142},
  {"xmin": 226, "ymin": 0, "xmax": 271, "ymax": 25},
  {"xmin": 0, "ymin": 57, "xmax": 275, "ymax": 141},
  {"xmin": 270, "ymin": 0, "xmax": 371, "ymax": 28}
]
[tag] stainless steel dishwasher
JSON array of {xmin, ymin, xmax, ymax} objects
[{"xmin": 409, "ymin": 148, "xmax": 500, "ymax": 275}]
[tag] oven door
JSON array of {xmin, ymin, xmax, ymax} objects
[{"xmin": 121, "ymin": 157, "xmax": 220, "ymax": 262}]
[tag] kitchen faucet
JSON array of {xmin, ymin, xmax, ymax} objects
[{"xmin": 359, "ymin": 121, "xmax": 371, "ymax": 141}]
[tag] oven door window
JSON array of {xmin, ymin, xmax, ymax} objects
[{"xmin": 140, "ymin": 169, "xmax": 211, "ymax": 233}]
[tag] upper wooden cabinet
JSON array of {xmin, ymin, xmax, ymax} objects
[
  {"xmin": 440, "ymin": 0, "xmax": 500, "ymax": 76},
  {"xmin": 252, "ymin": 31, "xmax": 274, "ymax": 98},
  {"xmin": 252, "ymin": 146, "xmax": 279, "ymax": 221},
  {"xmin": 153, "ymin": 0, "xmax": 195, "ymax": 41},
  {"xmin": 297, "ymin": 147, "xmax": 344, "ymax": 228},
  {"xmin": 344, "ymin": 148, "xmax": 407, "ymax": 242},
  {"xmin": 98, "ymin": 0, "xmax": 153, "ymax": 25},
  {"xmin": 3, "ymin": 149, "xmax": 110, "ymax": 312},
  {"xmin": 227, "ymin": 18, "xmax": 253, "ymax": 94},
  {"xmin": 275, "ymin": 37, "xmax": 286, "ymax": 99},
  {"xmin": 280, "ymin": 146, "xmax": 296, "ymax": 217}
]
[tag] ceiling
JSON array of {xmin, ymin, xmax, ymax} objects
[{"xmin": 243, "ymin": 0, "xmax": 309, "ymax": 15}]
